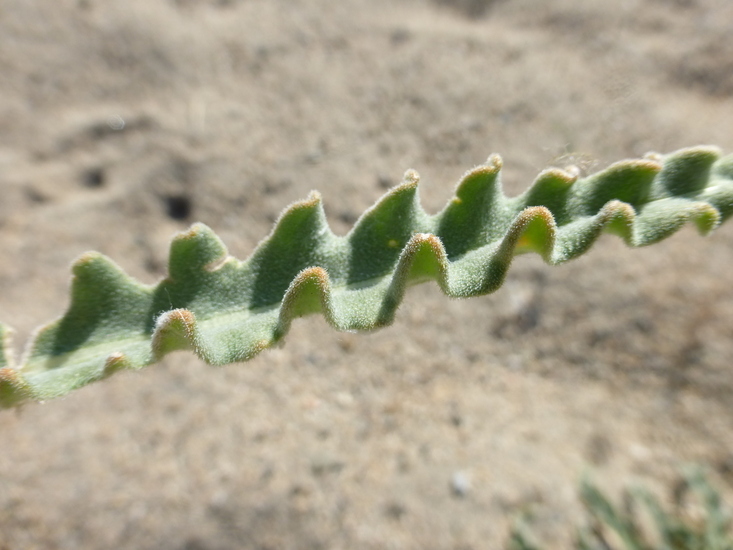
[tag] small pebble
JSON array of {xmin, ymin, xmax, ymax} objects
[{"xmin": 451, "ymin": 471, "xmax": 471, "ymax": 498}]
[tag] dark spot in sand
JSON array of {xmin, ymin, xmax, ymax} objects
[
  {"xmin": 163, "ymin": 194, "xmax": 192, "ymax": 220},
  {"xmin": 82, "ymin": 167, "xmax": 105, "ymax": 188}
]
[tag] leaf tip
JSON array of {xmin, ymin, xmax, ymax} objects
[
  {"xmin": 518, "ymin": 205, "xmax": 555, "ymax": 224},
  {"xmin": 304, "ymin": 190, "xmax": 322, "ymax": 206},
  {"xmin": 71, "ymin": 251, "xmax": 109, "ymax": 276},
  {"xmin": 74, "ymin": 250, "xmax": 103, "ymax": 265},
  {"xmin": 0, "ymin": 367, "xmax": 30, "ymax": 408},
  {"xmin": 152, "ymin": 308, "xmax": 198, "ymax": 358},
  {"xmin": 0, "ymin": 367, "xmax": 21, "ymax": 386},
  {"xmin": 457, "ymin": 154, "xmax": 503, "ymax": 184},
  {"xmin": 299, "ymin": 265, "xmax": 329, "ymax": 279},
  {"xmin": 406, "ymin": 232, "xmax": 445, "ymax": 253},
  {"xmin": 511, "ymin": 206, "xmax": 557, "ymax": 259},
  {"xmin": 533, "ymin": 166, "xmax": 579, "ymax": 190},
  {"xmin": 178, "ymin": 222, "xmax": 209, "ymax": 239},
  {"xmin": 168, "ymin": 222, "xmax": 230, "ymax": 276},
  {"xmin": 644, "ymin": 151, "xmax": 664, "ymax": 163},
  {"xmin": 286, "ymin": 266, "xmax": 331, "ymax": 293},
  {"xmin": 102, "ymin": 352, "xmax": 131, "ymax": 376},
  {"xmin": 601, "ymin": 199, "xmax": 636, "ymax": 217},
  {"xmin": 692, "ymin": 201, "xmax": 722, "ymax": 234},
  {"xmin": 154, "ymin": 307, "xmax": 196, "ymax": 331},
  {"xmin": 283, "ymin": 266, "xmax": 331, "ymax": 306},
  {"xmin": 486, "ymin": 153, "xmax": 503, "ymax": 173},
  {"xmin": 562, "ymin": 165, "xmax": 581, "ymax": 181},
  {"xmin": 399, "ymin": 232, "xmax": 448, "ymax": 282},
  {"xmin": 401, "ymin": 169, "xmax": 420, "ymax": 187},
  {"xmin": 269, "ymin": 191, "xmax": 325, "ymax": 232},
  {"xmin": 289, "ymin": 190, "xmax": 322, "ymax": 211}
]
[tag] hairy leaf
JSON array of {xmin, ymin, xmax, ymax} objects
[{"xmin": 1, "ymin": 146, "xmax": 732, "ymax": 408}]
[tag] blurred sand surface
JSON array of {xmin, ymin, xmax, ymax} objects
[{"xmin": 1, "ymin": 0, "xmax": 733, "ymax": 548}]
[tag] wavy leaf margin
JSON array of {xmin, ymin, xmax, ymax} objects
[{"xmin": 2, "ymin": 146, "xmax": 733, "ymax": 408}]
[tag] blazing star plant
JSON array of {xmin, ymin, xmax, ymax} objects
[{"xmin": 1, "ymin": 146, "xmax": 732, "ymax": 408}]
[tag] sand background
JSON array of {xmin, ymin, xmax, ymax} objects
[{"xmin": 1, "ymin": 0, "xmax": 733, "ymax": 548}]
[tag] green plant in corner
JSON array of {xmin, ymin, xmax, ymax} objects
[
  {"xmin": 1, "ymin": 145, "xmax": 732, "ymax": 408},
  {"xmin": 507, "ymin": 468, "xmax": 733, "ymax": 550}
]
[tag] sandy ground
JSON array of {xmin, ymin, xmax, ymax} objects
[{"xmin": 1, "ymin": 0, "xmax": 733, "ymax": 548}]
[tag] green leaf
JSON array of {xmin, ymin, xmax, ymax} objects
[{"xmin": 2, "ymin": 146, "xmax": 732, "ymax": 408}]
